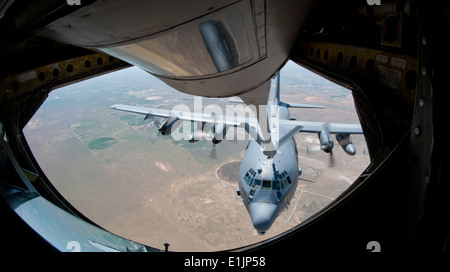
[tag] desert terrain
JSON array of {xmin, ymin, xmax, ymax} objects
[{"xmin": 23, "ymin": 62, "xmax": 370, "ymax": 251}]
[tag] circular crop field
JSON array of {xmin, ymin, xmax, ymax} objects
[{"xmin": 88, "ymin": 137, "xmax": 117, "ymax": 150}]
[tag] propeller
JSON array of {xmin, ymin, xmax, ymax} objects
[
  {"xmin": 210, "ymin": 142, "xmax": 217, "ymax": 159},
  {"xmin": 328, "ymin": 150, "xmax": 336, "ymax": 168},
  {"xmin": 307, "ymin": 145, "xmax": 336, "ymax": 168},
  {"xmin": 306, "ymin": 145, "xmax": 321, "ymax": 154},
  {"xmin": 145, "ymin": 116, "xmax": 165, "ymax": 144},
  {"xmin": 306, "ymin": 128, "xmax": 337, "ymax": 168},
  {"xmin": 208, "ymin": 128, "xmax": 220, "ymax": 159},
  {"xmin": 149, "ymin": 133, "xmax": 159, "ymax": 144}
]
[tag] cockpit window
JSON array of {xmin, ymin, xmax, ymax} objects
[
  {"xmin": 254, "ymin": 179, "xmax": 262, "ymax": 187},
  {"xmin": 244, "ymin": 169, "xmax": 292, "ymax": 191},
  {"xmin": 262, "ymin": 180, "xmax": 271, "ymax": 190},
  {"xmin": 286, "ymin": 175, "xmax": 292, "ymax": 184},
  {"xmin": 272, "ymin": 180, "xmax": 280, "ymax": 191}
]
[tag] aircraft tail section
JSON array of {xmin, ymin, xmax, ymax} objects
[{"xmin": 274, "ymin": 73, "xmax": 324, "ymax": 109}]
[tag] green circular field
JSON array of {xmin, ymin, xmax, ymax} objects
[
  {"xmin": 127, "ymin": 118, "xmax": 148, "ymax": 126},
  {"xmin": 119, "ymin": 115, "xmax": 136, "ymax": 121},
  {"xmin": 88, "ymin": 137, "xmax": 117, "ymax": 150}
]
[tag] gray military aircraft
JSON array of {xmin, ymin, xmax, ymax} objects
[{"xmin": 111, "ymin": 73, "xmax": 362, "ymax": 234}]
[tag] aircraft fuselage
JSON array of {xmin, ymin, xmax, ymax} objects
[{"xmin": 238, "ymin": 103, "xmax": 300, "ymax": 234}]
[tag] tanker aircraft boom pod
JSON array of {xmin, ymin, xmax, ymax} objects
[{"xmin": 110, "ymin": 73, "xmax": 363, "ymax": 234}]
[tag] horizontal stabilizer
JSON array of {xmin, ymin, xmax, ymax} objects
[
  {"xmin": 227, "ymin": 99, "xmax": 244, "ymax": 104},
  {"xmin": 280, "ymin": 102, "xmax": 324, "ymax": 109}
]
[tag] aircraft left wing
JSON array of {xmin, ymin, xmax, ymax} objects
[
  {"xmin": 279, "ymin": 119, "xmax": 362, "ymax": 156},
  {"xmin": 279, "ymin": 120, "xmax": 363, "ymax": 134},
  {"xmin": 110, "ymin": 104, "xmax": 258, "ymax": 129}
]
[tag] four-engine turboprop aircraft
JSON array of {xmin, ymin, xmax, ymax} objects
[{"xmin": 110, "ymin": 73, "xmax": 363, "ymax": 234}]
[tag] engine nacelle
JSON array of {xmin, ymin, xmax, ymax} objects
[
  {"xmin": 336, "ymin": 133, "xmax": 356, "ymax": 156},
  {"xmin": 158, "ymin": 117, "xmax": 181, "ymax": 136},
  {"xmin": 318, "ymin": 130, "xmax": 334, "ymax": 153},
  {"xmin": 212, "ymin": 122, "xmax": 227, "ymax": 144}
]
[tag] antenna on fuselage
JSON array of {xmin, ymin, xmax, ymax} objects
[{"xmin": 274, "ymin": 72, "xmax": 281, "ymax": 107}]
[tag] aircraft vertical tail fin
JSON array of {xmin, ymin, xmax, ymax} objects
[{"xmin": 274, "ymin": 72, "xmax": 325, "ymax": 109}]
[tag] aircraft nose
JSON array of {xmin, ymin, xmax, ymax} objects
[{"xmin": 249, "ymin": 203, "xmax": 278, "ymax": 234}]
